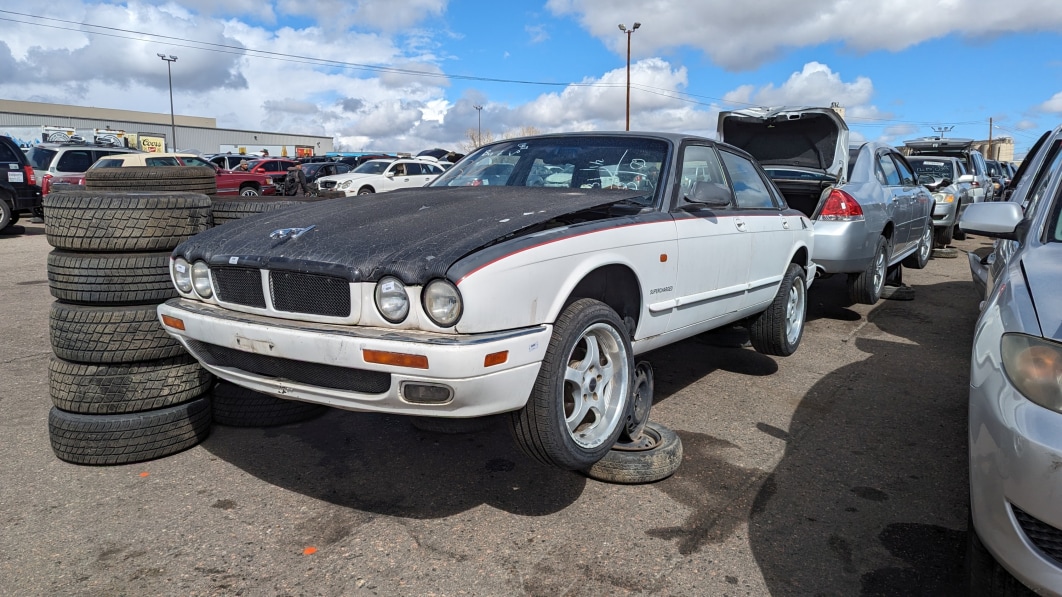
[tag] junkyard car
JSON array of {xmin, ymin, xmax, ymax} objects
[
  {"xmin": 314, "ymin": 158, "xmax": 445, "ymax": 196},
  {"xmin": 959, "ymin": 124, "xmax": 1062, "ymax": 595},
  {"xmin": 158, "ymin": 132, "xmax": 815, "ymax": 470},
  {"xmin": 82, "ymin": 152, "xmax": 277, "ymax": 197},
  {"xmin": 906, "ymin": 155, "xmax": 974, "ymax": 247},
  {"xmin": 718, "ymin": 106, "xmax": 934, "ymax": 304},
  {"xmin": 904, "ymin": 137, "xmax": 996, "ymax": 203}
]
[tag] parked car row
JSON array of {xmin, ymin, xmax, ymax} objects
[{"xmin": 958, "ymin": 124, "xmax": 1062, "ymax": 596}]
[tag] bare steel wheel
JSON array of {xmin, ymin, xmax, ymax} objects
[{"xmin": 510, "ymin": 299, "xmax": 633, "ymax": 470}]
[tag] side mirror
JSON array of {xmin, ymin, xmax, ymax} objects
[
  {"xmin": 957, "ymin": 174, "xmax": 974, "ymax": 183},
  {"xmin": 958, "ymin": 201, "xmax": 1023, "ymax": 240},
  {"xmin": 685, "ymin": 181, "xmax": 732, "ymax": 207},
  {"xmin": 385, "ymin": 171, "xmax": 395, "ymax": 178}
]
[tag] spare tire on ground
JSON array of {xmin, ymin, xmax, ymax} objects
[
  {"xmin": 44, "ymin": 190, "xmax": 211, "ymax": 252},
  {"xmin": 210, "ymin": 197, "xmax": 319, "ymax": 225},
  {"xmin": 48, "ymin": 396, "xmax": 212, "ymax": 465},
  {"xmin": 84, "ymin": 166, "xmax": 217, "ymax": 195},
  {"xmin": 210, "ymin": 380, "xmax": 327, "ymax": 427},
  {"xmin": 47, "ymin": 250, "xmax": 176, "ymax": 305},
  {"xmin": 49, "ymin": 354, "xmax": 214, "ymax": 414}
]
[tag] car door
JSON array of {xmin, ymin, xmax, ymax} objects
[
  {"xmin": 381, "ymin": 162, "xmax": 410, "ymax": 191},
  {"xmin": 892, "ymin": 152, "xmax": 929, "ymax": 248},
  {"xmin": 668, "ymin": 143, "xmax": 752, "ymax": 331},
  {"xmin": 875, "ymin": 151, "xmax": 912, "ymax": 253},
  {"xmin": 718, "ymin": 148, "xmax": 797, "ymax": 311}
]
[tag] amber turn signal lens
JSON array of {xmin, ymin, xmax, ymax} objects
[
  {"xmin": 484, "ymin": 351, "xmax": 508, "ymax": 367},
  {"xmin": 363, "ymin": 349, "xmax": 429, "ymax": 369},
  {"xmin": 160, "ymin": 314, "xmax": 185, "ymax": 330}
]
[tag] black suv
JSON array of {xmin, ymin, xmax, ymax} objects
[{"xmin": 0, "ymin": 135, "xmax": 42, "ymax": 230}]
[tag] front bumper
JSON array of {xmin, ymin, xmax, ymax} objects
[
  {"xmin": 969, "ymin": 330, "xmax": 1062, "ymax": 594},
  {"xmin": 932, "ymin": 200, "xmax": 958, "ymax": 228},
  {"xmin": 158, "ymin": 299, "xmax": 550, "ymax": 417}
]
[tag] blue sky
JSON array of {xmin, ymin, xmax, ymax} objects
[{"xmin": 0, "ymin": 0, "xmax": 1059, "ymax": 157}]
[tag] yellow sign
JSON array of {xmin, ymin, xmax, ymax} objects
[{"xmin": 139, "ymin": 135, "xmax": 165, "ymax": 153}]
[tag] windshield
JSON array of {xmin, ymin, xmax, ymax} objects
[
  {"xmin": 25, "ymin": 147, "xmax": 56, "ymax": 169},
  {"xmin": 430, "ymin": 136, "xmax": 667, "ymax": 204},
  {"xmin": 181, "ymin": 156, "xmax": 212, "ymax": 168},
  {"xmin": 908, "ymin": 159, "xmax": 954, "ymax": 179},
  {"xmin": 353, "ymin": 160, "xmax": 394, "ymax": 174}
]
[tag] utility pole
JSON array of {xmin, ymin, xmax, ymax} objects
[
  {"xmin": 988, "ymin": 117, "xmax": 994, "ymax": 159},
  {"xmin": 474, "ymin": 105, "xmax": 483, "ymax": 147},
  {"xmin": 618, "ymin": 22, "xmax": 641, "ymax": 131},
  {"xmin": 157, "ymin": 53, "xmax": 178, "ymax": 151}
]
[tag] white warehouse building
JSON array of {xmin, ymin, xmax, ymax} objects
[{"xmin": 0, "ymin": 99, "xmax": 333, "ymax": 158}]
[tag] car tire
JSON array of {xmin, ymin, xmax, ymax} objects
[
  {"xmin": 44, "ymin": 190, "xmax": 211, "ymax": 252},
  {"xmin": 48, "ymin": 397, "xmax": 212, "ymax": 466},
  {"xmin": 47, "ymin": 250, "xmax": 176, "ymax": 305},
  {"xmin": 847, "ymin": 235, "xmax": 888, "ymax": 305},
  {"xmin": 49, "ymin": 302, "xmax": 183, "ymax": 363},
  {"xmin": 210, "ymin": 381, "xmax": 327, "ymax": 427},
  {"xmin": 965, "ymin": 514, "xmax": 1034, "ymax": 596},
  {"xmin": 582, "ymin": 421, "xmax": 683, "ymax": 484},
  {"xmin": 209, "ymin": 198, "xmax": 306, "ymax": 225},
  {"xmin": 902, "ymin": 220, "xmax": 932, "ymax": 269},
  {"xmin": 0, "ymin": 197, "xmax": 13, "ymax": 230},
  {"xmin": 953, "ymin": 225, "xmax": 967, "ymax": 241},
  {"xmin": 509, "ymin": 298, "xmax": 633, "ymax": 470},
  {"xmin": 748, "ymin": 263, "xmax": 807, "ymax": 357},
  {"xmin": 85, "ymin": 166, "xmax": 217, "ymax": 195},
  {"xmin": 49, "ymin": 355, "xmax": 214, "ymax": 414},
  {"xmin": 357, "ymin": 186, "xmax": 374, "ymax": 195},
  {"xmin": 238, "ymin": 185, "xmax": 261, "ymax": 197},
  {"xmin": 934, "ymin": 223, "xmax": 954, "ymax": 248}
]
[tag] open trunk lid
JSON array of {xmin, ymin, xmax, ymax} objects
[{"xmin": 717, "ymin": 107, "xmax": 850, "ymax": 181}]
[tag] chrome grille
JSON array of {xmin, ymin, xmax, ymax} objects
[
  {"xmin": 269, "ymin": 271, "xmax": 351, "ymax": 317},
  {"xmin": 1013, "ymin": 506, "xmax": 1062, "ymax": 567},
  {"xmin": 186, "ymin": 339, "xmax": 391, "ymax": 394},
  {"xmin": 213, "ymin": 267, "xmax": 266, "ymax": 308},
  {"xmin": 319, "ymin": 180, "xmax": 337, "ymax": 190}
]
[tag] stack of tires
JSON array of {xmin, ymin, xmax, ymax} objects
[{"xmin": 44, "ymin": 187, "xmax": 215, "ymax": 465}]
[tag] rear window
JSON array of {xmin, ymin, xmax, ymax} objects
[
  {"xmin": 25, "ymin": 147, "xmax": 57, "ymax": 169},
  {"xmin": 0, "ymin": 140, "xmax": 20, "ymax": 163},
  {"xmin": 55, "ymin": 150, "xmax": 95, "ymax": 173}
]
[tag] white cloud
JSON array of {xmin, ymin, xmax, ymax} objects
[
  {"xmin": 547, "ymin": 0, "xmax": 1062, "ymax": 70},
  {"xmin": 1039, "ymin": 91, "xmax": 1062, "ymax": 113}
]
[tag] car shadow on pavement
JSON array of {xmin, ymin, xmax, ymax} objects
[
  {"xmin": 740, "ymin": 279, "xmax": 980, "ymax": 596},
  {"xmin": 201, "ymin": 408, "xmax": 586, "ymax": 518}
]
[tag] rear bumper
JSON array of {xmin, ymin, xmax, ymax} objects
[{"xmin": 809, "ymin": 219, "xmax": 874, "ymax": 273}]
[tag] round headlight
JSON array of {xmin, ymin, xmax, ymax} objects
[
  {"xmin": 172, "ymin": 257, "xmax": 193, "ymax": 294},
  {"xmin": 422, "ymin": 279, "xmax": 462, "ymax": 327},
  {"xmin": 375, "ymin": 276, "xmax": 409, "ymax": 323},
  {"xmin": 191, "ymin": 261, "xmax": 213, "ymax": 298}
]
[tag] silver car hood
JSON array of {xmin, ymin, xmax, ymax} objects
[
  {"xmin": 717, "ymin": 106, "xmax": 849, "ymax": 180},
  {"xmin": 1023, "ymin": 244, "xmax": 1062, "ymax": 341}
]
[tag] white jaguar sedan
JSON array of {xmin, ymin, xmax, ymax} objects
[
  {"xmin": 314, "ymin": 157, "xmax": 445, "ymax": 196},
  {"xmin": 158, "ymin": 132, "xmax": 816, "ymax": 471}
]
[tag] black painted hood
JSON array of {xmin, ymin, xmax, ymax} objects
[{"xmin": 177, "ymin": 186, "xmax": 645, "ymax": 284}]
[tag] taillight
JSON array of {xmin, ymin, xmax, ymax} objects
[
  {"xmin": 971, "ymin": 180, "xmax": 981, "ymax": 188},
  {"xmin": 819, "ymin": 189, "xmax": 864, "ymax": 221},
  {"xmin": 23, "ymin": 165, "xmax": 36, "ymax": 186},
  {"xmin": 41, "ymin": 173, "xmax": 52, "ymax": 196}
]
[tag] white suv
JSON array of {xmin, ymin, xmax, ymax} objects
[
  {"xmin": 25, "ymin": 142, "xmax": 141, "ymax": 195},
  {"xmin": 314, "ymin": 158, "xmax": 445, "ymax": 196}
]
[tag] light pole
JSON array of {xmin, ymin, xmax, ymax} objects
[
  {"xmin": 157, "ymin": 53, "xmax": 178, "ymax": 151},
  {"xmin": 474, "ymin": 105, "xmax": 483, "ymax": 146},
  {"xmin": 931, "ymin": 125, "xmax": 953, "ymax": 139},
  {"xmin": 618, "ymin": 22, "xmax": 640, "ymax": 131}
]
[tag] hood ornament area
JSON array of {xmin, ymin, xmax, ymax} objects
[{"xmin": 269, "ymin": 225, "xmax": 317, "ymax": 242}]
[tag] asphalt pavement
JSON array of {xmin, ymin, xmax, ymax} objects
[{"xmin": 0, "ymin": 220, "xmax": 985, "ymax": 596}]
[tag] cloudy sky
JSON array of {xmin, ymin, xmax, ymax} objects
[{"xmin": 1, "ymin": 0, "xmax": 1059, "ymax": 157}]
